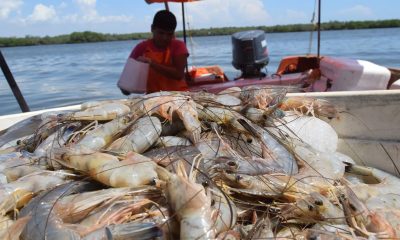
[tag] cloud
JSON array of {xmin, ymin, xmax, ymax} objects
[
  {"xmin": 72, "ymin": 0, "xmax": 132, "ymax": 23},
  {"xmin": 339, "ymin": 5, "xmax": 373, "ymax": 17},
  {"xmin": 0, "ymin": 0, "xmax": 23, "ymax": 19},
  {"xmin": 178, "ymin": 0, "xmax": 270, "ymax": 28},
  {"xmin": 28, "ymin": 4, "xmax": 56, "ymax": 22}
]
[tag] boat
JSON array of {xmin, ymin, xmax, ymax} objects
[
  {"xmin": 1, "ymin": 1, "xmax": 399, "ymax": 174},
  {"xmin": 143, "ymin": 0, "xmax": 400, "ymax": 94},
  {"xmin": 1, "ymin": 89, "xmax": 399, "ymax": 177},
  {"xmin": 188, "ymin": 53, "xmax": 400, "ymax": 93}
]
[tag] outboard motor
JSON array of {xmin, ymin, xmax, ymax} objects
[{"xmin": 232, "ymin": 30, "xmax": 269, "ymax": 78}]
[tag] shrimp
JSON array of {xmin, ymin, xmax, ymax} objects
[
  {"xmin": 144, "ymin": 145, "xmax": 203, "ymax": 175},
  {"xmin": 137, "ymin": 92, "xmax": 201, "ymax": 143},
  {"xmin": 215, "ymin": 171, "xmax": 320, "ymax": 202},
  {"xmin": 280, "ymin": 96, "xmax": 338, "ymax": 119},
  {"xmin": 210, "ymin": 155, "xmax": 287, "ymax": 176},
  {"xmin": 165, "ymin": 161, "xmax": 215, "ymax": 239},
  {"xmin": 20, "ymin": 181, "xmax": 164, "ymax": 240},
  {"xmin": 0, "ymin": 170, "xmax": 71, "ymax": 216},
  {"xmin": 239, "ymin": 85, "xmax": 287, "ymax": 112},
  {"xmin": 154, "ymin": 136, "xmax": 191, "ymax": 148},
  {"xmin": 196, "ymin": 132, "xmax": 234, "ymax": 163},
  {"xmin": 189, "ymin": 91, "xmax": 242, "ymax": 108},
  {"xmin": 19, "ymin": 181, "xmax": 94, "ymax": 240},
  {"xmin": 281, "ymin": 192, "xmax": 346, "ymax": 224},
  {"xmin": 210, "ymin": 188, "xmax": 237, "ymax": 235},
  {"xmin": 245, "ymin": 217, "xmax": 274, "ymax": 239},
  {"xmin": 107, "ymin": 116, "xmax": 162, "ymax": 154},
  {"xmin": 238, "ymin": 118, "xmax": 299, "ymax": 175},
  {"xmin": 0, "ymin": 114, "xmax": 43, "ymax": 148},
  {"xmin": 339, "ymin": 184, "xmax": 397, "ymax": 239},
  {"xmin": 198, "ymin": 106, "xmax": 247, "ymax": 132},
  {"xmin": 57, "ymin": 102, "xmax": 130, "ymax": 121},
  {"xmin": 57, "ymin": 186, "xmax": 164, "ymax": 237},
  {"xmin": 57, "ymin": 150, "xmax": 161, "ymax": 188},
  {"xmin": 223, "ymin": 131, "xmax": 263, "ymax": 158},
  {"xmin": 243, "ymin": 107, "xmax": 268, "ymax": 124},
  {"xmin": 0, "ymin": 215, "xmax": 29, "ymax": 240},
  {"xmin": 293, "ymin": 143, "xmax": 346, "ymax": 184},
  {"xmin": 34, "ymin": 122, "xmax": 81, "ymax": 169},
  {"xmin": 0, "ymin": 152, "xmax": 42, "ymax": 181},
  {"xmin": 72, "ymin": 114, "xmax": 132, "ymax": 152}
]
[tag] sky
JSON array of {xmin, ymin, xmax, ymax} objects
[{"xmin": 0, "ymin": 0, "xmax": 399, "ymax": 37}]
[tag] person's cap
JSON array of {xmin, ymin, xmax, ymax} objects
[{"xmin": 152, "ymin": 10, "xmax": 177, "ymax": 31}]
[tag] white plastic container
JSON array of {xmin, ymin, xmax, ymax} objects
[{"xmin": 320, "ymin": 56, "xmax": 391, "ymax": 91}]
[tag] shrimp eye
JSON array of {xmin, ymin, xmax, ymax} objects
[
  {"xmin": 202, "ymin": 181, "xmax": 209, "ymax": 188},
  {"xmin": 150, "ymin": 177, "xmax": 157, "ymax": 186},
  {"xmin": 236, "ymin": 175, "xmax": 242, "ymax": 181},
  {"xmin": 308, "ymin": 205, "xmax": 314, "ymax": 211},
  {"xmin": 314, "ymin": 200, "xmax": 323, "ymax": 206},
  {"xmin": 227, "ymin": 161, "xmax": 237, "ymax": 167},
  {"xmin": 349, "ymin": 203, "xmax": 357, "ymax": 211},
  {"xmin": 246, "ymin": 138, "xmax": 252, "ymax": 143}
]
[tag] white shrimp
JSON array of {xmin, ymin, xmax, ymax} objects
[
  {"xmin": 138, "ymin": 92, "xmax": 201, "ymax": 143},
  {"xmin": 198, "ymin": 106, "xmax": 247, "ymax": 132},
  {"xmin": 165, "ymin": 161, "xmax": 215, "ymax": 239},
  {"xmin": 238, "ymin": 118, "xmax": 299, "ymax": 175},
  {"xmin": 210, "ymin": 188, "xmax": 237, "ymax": 235},
  {"xmin": 73, "ymin": 114, "xmax": 132, "ymax": 152},
  {"xmin": 154, "ymin": 136, "xmax": 191, "ymax": 148},
  {"xmin": 279, "ymin": 96, "xmax": 338, "ymax": 119},
  {"xmin": 0, "ymin": 170, "xmax": 71, "ymax": 215},
  {"xmin": 58, "ymin": 150, "xmax": 161, "ymax": 188},
  {"xmin": 240, "ymin": 85, "xmax": 287, "ymax": 111},
  {"xmin": 107, "ymin": 116, "xmax": 161, "ymax": 154},
  {"xmin": 281, "ymin": 191, "xmax": 346, "ymax": 224},
  {"xmin": 57, "ymin": 102, "xmax": 130, "ymax": 121}
]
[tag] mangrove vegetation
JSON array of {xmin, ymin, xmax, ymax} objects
[{"xmin": 1, "ymin": 19, "xmax": 399, "ymax": 47}]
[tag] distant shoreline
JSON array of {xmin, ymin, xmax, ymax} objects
[{"xmin": 1, "ymin": 19, "xmax": 399, "ymax": 47}]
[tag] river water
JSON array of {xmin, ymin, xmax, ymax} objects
[{"xmin": 1, "ymin": 28, "xmax": 399, "ymax": 115}]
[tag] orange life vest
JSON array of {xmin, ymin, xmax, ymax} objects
[{"xmin": 143, "ymin": 45, "xmax": 188, "ymax": 93}]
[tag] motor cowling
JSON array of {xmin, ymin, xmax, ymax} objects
[{"xmin": 232, "ymin": 30, "xmax": 269, "ymax": 78}]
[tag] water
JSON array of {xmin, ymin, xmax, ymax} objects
[{"xmin": 1, "ymin": 28, "xmax": 399, "ymax": 115}]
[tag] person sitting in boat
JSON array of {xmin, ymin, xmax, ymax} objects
[{"xmin": 120, "ymin": 10, "xmax": 189, "ymax": 95}]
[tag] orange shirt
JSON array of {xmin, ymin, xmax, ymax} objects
[{"xmin": 130, "ymin": 39, "xmax": 189, "ymax": 93}]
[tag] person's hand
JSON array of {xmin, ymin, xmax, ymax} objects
[{"xmin": 136, "ymin": 56, "xmax": 152, "ymax": 65}]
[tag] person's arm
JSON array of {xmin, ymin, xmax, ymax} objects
[{"xmin": 137, "ymin": 54, "xmax": 187, "ymax": 80}]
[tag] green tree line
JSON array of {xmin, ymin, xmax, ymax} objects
[{"xmin": 1, "ymin": 19, "xmax": 399, "ymax": 47}]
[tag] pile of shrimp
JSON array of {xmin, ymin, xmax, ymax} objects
[{"xmin": 1, "ymin": 86, "xmax": 399, "ymax": 239}]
